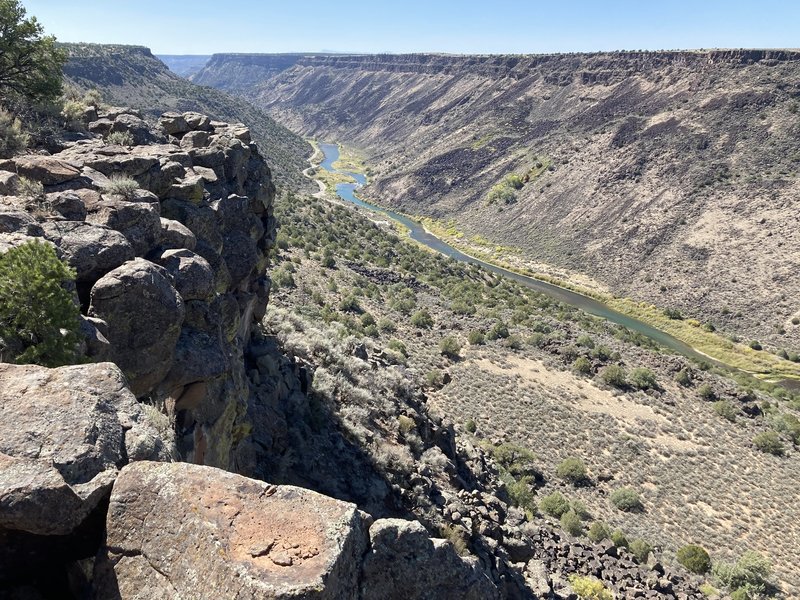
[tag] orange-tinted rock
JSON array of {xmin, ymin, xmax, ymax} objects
[{"xmin": 95, "ymin": 462, "xmax": 368, "ymax": 599}]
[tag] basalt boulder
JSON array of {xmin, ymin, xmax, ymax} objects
[
  {"xmin": 94, "ymin": 462, "xmax": 368, "ymax": 600},
  {"xmin": 88, "ymin": 258, "xmax": 184, "ymax": 397}
]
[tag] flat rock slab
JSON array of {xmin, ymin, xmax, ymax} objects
[
  {"xmin": 95, "ymin": 462, "xmax": 367, "ymax": 600},
  {"xmin": 13, "ymin": 156, "xmax": 82, "ymax": 185},
  {"xmin": 0, "ymin": 363, "xmax": 169, "ymax": 536}
]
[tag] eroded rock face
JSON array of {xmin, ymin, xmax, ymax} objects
[
  {"xmin": 0, "ymin": 362, "xmax": 171, "ymax": 538},
  {"xmin": 95, "ymin": 462, "xmax": 367, "ymax": 600},
  {"xmin": 360, "ymin": 519, "xmax": 500, "ymax": 600}
]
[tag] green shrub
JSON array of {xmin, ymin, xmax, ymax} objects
[
  {"xmin": 271, "ymin": 267, "xmax": 294, "ymax": 289},
  {"xmin": 539, "ymin": 491, "xmax": 570, "ymax": 518},
  {"xmin": 630, "ymin": 367, "xmax": 657, "ymax": 390},
  {"xmin": 570, "ymin": 499, "xmax": 590, "ymax": 520},
  {"xmin": 676, "ymin": 544, "xmax": 711, "ymax": 574},
  {"xmin": 425, "ymin": 369, "xmax": 443, "ymax": 388},
  {"xmin": 82, "ymin": 88, "xmax": 102, "ymax": 106},
  {"xmin": 339, "ymin": 294, "xmax": 360, "ymax": 312},
  {"xmin": 698, "ymin": 383, "xmax": 716, "ymax": 401},
  {"xmin": 712, "ymin": 400, "xmax": 738, "ymax": 422},
  {"xmin": 587, "ymin": 521, "xmax": 611, "ymax": 543},
  {"xmin": 102, "ymin": 175, "xmax": 139, "ymax": 199},
  {"xmin": 771, "ymin": 413, "xmax": 800, "ymax": 444},
  {"xmin": 752, "ymin": 431, "xmax": 784, "ymax": 456},
  {"xmin": 712, "ymin": 551, "xmax": 772, "ymax": 596},
  {"xmin": 556, "ymin": 457, "xmax": 588, "ymax": 485},
  {"xmin": 572, "ymin": 356, "xmax": 592, "ymax": 374},
  {"xmin": 748, "ymin": 340, "xmax": 762, "ymax": 351},
  {"xmin": 730, "ymin": 589, "xmax": 749, "ymax": 600},
  {"xmin": 487, "ymin": 320, "xmax": 509, "ymax": 340},
  {"xmin": 450, "ymin": 299, "xmax": 475, "ymax": 315},
  {"xmin": 106, "ymin": 130, "xmax": 135, "ymax": 146},
  {"xmin": 488, "ymin": 443, "xmax": 537, "ymax": 477},
  {"xmin": 629, "ymin": 539, "xmax": 652, "ymax": 563},
  {"xmin": 600, "ymin": 364, "xmax": 627, "ymax": 388},
  {"xmin": 610, "ymin": 530, "xmax": 629, "ymax": 549},
  {"xmin": 576, "ymin": 334, "xmax": 595, "ymax": 348},
  {"xmin": 387, "ymin": 338, "xmax": 407, "ymax": 356},
  {"xmin": 664, "ymin": 307, "xmax": 683, "ymax": 320},
  {"xmin": 397, "ymin": 415, "xmax": 415, "ymax": 435},
  {"xmin": 321, "ymin": 254, "xmax": 336, "ymax": 268},
  {"xmin": 0, "ymin": 108, "xmax": 28, "ymax": 157},
  {"xmin": 439, "ymin": 335, "xmax": 461, "ymax": 358},
  {"xmin": 486, "ymin": 184, "xmax": 516, "ymax": 205},
  {"xmin": 468, "ymin": 330, "xmax": 485, "ymax": 345},
  {"xmin": 569, "ymin": 575, "xmax": 614, "ymax": 600},
  {"xmin": 464, "ymin": 418, "xmax": 477, "ymax": 434},
  {"xmin": 0, "ymin": 240, "xmax": 80, "ymax": 366},
  {"xmin": 61, "ymin": 99, "xmax": 86, "ymax": 129},
  {"xmin": 610, "ymin": 487, "xmax": 643, "ymax": 512},
  {"xmin": 505, "ymin": 476, "xmax": 536, "ymax": 514},
  {"xmin": 560, "ymin": 510, "xmax": 583, "ymax": 536},
  {"xmin": 410, "ymin": 309, "xmax": 433, "ymax": 328},
  {"xmin": 377, "ymin": 317, "xmax": 396, "ymax": 333}
]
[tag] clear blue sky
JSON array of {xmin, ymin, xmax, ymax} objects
[{"xmin": 21, "ymin": 0, "xmax": 800, "ymax": 55}]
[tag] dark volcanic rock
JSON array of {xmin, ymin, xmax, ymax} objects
[{"xmin": 88, "ymin": 258, "xmax": 184, "ymax": 396}]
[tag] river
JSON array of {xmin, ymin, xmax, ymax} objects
[{"xmin": 316, "ymin": 142, "xmax": 799, "ymax": 387}]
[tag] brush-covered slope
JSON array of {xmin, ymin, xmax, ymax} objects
[
  {"xmin": 194, "ymin": 51, "xmax": 800, "ymax": 352},
  {"xmin": 62, "ymin": 44, "xmax": 312, "ymax": 191}
]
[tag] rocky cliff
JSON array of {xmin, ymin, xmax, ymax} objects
[
  {"xmin": 194, "ymin": 50, "xmax": 800, "ymax": 352},
  {"xmin": 62, "ymin": 44, "xmax": 313, "ymax": 192}
]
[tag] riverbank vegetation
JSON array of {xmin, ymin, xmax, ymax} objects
[{"xmin": 395, "ymin": 212, "xmax": 800, "ymax": 384}]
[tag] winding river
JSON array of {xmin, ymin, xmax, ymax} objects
[{"xmin": 316, "ymin": 142, "xmax": 792, "ymax": 381}]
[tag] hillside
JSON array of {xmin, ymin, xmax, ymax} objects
[
  {"xmin": 269, "ymin": 187, "xmax": 800, "ymax": 595},
  {"xmin": 62, "ymin": 44, "xmax": 312, "ymax": 192},
  {"xmin": 193, "ymin": 51, "xmax": 800, "ymax": 354}
]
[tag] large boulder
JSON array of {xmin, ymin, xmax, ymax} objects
[
  {"xmin": 159, "ymin": 112, "xmax": 190, "ymax": 137},
  {"xmin": 0, "ymin": 208, "xmax": 44, "ymax": 236},
  {"xmin": 88, "ymin": 259, "xmax": 184, "ymax": 396},
  {"xmin": 94, "ymin": 462, "xmax": 368, "ymax": 600},
  {"xmin": 159, "ymin": 217, "xmax": 196, "ymax": 250},
  {"xmin": 154, "ymin": 248, "xmax": 215, "ymax": 301},
  {"xmin": 85, "ymin": 195, "xmax": 161, "ymax": 257},
  {"xmin": 40, "ymin": 221, "xmax": 135, "ymax": 283},
  {"xmin": 360, "ymin": 519, "xmax": 499, "ymax": 600},
  {"xmin": 0, "ymin": 362, "xmax": 170, "ymax": 539},
  {"xmin": 110, "ymin": 113, "xmax": 157, "ymax": 146}
]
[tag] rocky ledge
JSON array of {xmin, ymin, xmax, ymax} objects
[{"xmin": 0, "ymin": 107, "xmax": 275, "ymax": 470}]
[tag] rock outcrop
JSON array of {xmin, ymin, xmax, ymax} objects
[
  {"xmin": 95, "ymin": 462, "xmax": 368, "ymax": 599},
  {"xmin": 361, "ymin": 519, "xmax": 498, "ymax": 600},
  {"xmin": 0, "ymin": 107, "xmax": 276, "ymax": 473},
  {"xmin": 0, "ymin": 362, "xmax": 171, "ymax": 584}
]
